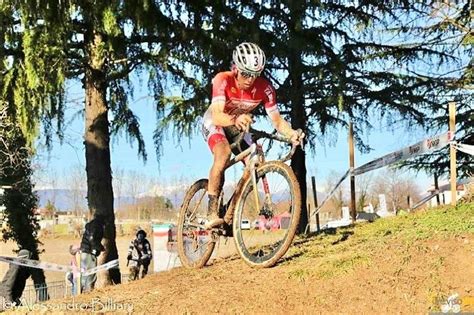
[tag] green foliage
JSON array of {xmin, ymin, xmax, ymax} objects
[
  {"xmin": 397, "ymin": 2, "xmax": 473, "ymax": 179},
  {"xmin": 102, "ymin": 6, "xmax": 121, "ymax": 37},
  {"xmin": 0, "ymin": 105, "xmax": 42, "ymax": 256},
  {"xmin": 148, "ymin": 2, "xmax": 470, "ymax": 167},
  {"xmin": 1, "ymin": 0, "xmax": 188, "ymax": 157},
  {"xmin": 4, "ymin": 2, "xmax": 468, "ymax": 179}
]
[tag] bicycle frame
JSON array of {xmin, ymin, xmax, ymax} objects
[
  {"xmin": 220, "ymin": 130, "xmax": 299, "ymax": 226},
  {"xmin": 221, "ymin": 143, "xmax": 264, "ymax": 225}
]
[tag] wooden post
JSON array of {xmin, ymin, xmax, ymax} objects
[
  {"xmin": 348, "ymin": 123, "xmax": 356, "ymax": 222},
  {"xmin": 434, "ymin": 173, "xmax": 440, "ymax": 206},
  {"xmin": 306, "ymin": 203, "xmax": 311, "ymax": 234},
  {"xmin": 311, "ymin": 176, "xmax": 320, "ymax": 232},
  {"xmin": 449, "ymin": 102, "xmax": 457, "ymax": 206},
  {"xmin": 407, "ymin": 195, "xmax": 411, "ymax": 209},
  {"xmin": 77, "ymin": 252, "xmax": 82, "ymax": 295},
  {"xmin": 316, "ymin": 212, "xmax": 320, "ymax": 232}
]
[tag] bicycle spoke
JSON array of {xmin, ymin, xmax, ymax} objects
[
  {"xmin": 177, "ymin": 179, "xmax": 216, "ymax": 268},
  {"xmin": 234, "ymin": 162, "xmax": 301, "ymax": 267},
  {"xmin": 187, "ymin": 190, "xmax": 206, "ymax": 221}
]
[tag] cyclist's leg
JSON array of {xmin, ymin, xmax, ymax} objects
[
  {"xmin": 223, "ymin": 125, "xmax": 253, "ymax": 173},
  {"xmin": 206, "ymin": 141, "xmax": 230, "ymax": 228},
  {"xmin": 202, "ymin": 113, "xmax": 230, "ymax": 228},
  {"xmin": 208, "ymin": 141, "xmax": 230, "ymax": 196},
  {"xmin": 223, "ymin": 125, "xmax": 252, "ymax": 156}
]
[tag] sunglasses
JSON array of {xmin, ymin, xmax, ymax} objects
[{"xmin": 240, "ymin": 70, "xmax": 260, "ymax": 79}]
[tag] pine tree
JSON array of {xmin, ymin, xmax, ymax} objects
[
  {"xmin": 398, "ymin": 1, "xmax": 473, "ymax": 180},
  {"xmin": 155, "ymin": 1, "xmax": 467, "ymax": 232},
  {"xmin": 1, "ymin": 1, "xmax": 192, "ymax": 285},
  {"xmin": 0, "ymin": 106, "xmax": 48, "ymax": 301}
]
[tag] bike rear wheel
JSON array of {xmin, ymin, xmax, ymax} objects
[
  {"xmin": 233, "ymin": 161, "xmax": 301, "ymax": 268},
  {"xmin": 177, "ymin": 179, "xmax": 216, "ymax": 268}
]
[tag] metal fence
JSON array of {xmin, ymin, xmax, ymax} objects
[
  {"xmin": 22, "ymin": 280, "xmax": 70, "ymax": 305},
  {"xmin": 21, "ymin": 274, "xmax": 132, "ymax": 305}
]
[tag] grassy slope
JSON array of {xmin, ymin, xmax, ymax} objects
[
  {"xmin": 32, "ymin": 202, "xmax": 474, "ymax": 314},
  {"xmin": 282, "ymin": 202, "xmax": 473, "ymax": 309},
  {"xmin": 288, "ymin": 203, "xmax": 473, "ymax": 272}
]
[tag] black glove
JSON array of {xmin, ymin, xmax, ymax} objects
[{"xmin": 127, "ymin": 254, "xmax": 132, "ymax": 260}]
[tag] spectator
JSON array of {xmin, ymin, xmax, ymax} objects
[
  {"xmin": 0, "ymin": 249, "xmax": 33, "ymax": 308},
  {"xmin": 65, "ymin": 245, "xmax": 80, "ymax": 295},
  {"xmin": 79, "ymin": 215, "xmax": 105, "ymax": 292},
  {"xmin": 127, "ymin": 229, "xmax": 152, "ymax": 281}
]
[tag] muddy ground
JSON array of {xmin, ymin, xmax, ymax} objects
[{"xmin": 3, "ymin": 205, "xmax": 474, "ymax": 314}]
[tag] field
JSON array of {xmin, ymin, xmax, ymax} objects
[
  {"xmin": 2, "ymin": 202, "xmax": 474, "ymax": 313},
  {"xmin": 0, "ymin": 229, "xmax": 238, "ymax": 285},
  {"xmin": 0, "ymin": 235, "xmax": 139, "ymax": 285}
]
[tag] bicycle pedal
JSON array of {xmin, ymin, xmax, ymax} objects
[{"xmin": 222, "ymin": 222, "xmax": 233, "ymax": 238}]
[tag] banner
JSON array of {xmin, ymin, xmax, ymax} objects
[
  {"xmin": 82, "ymin": 259, "xmax": 119, "ymax": 276},
  {"xmin": 0, "ymin": 256, "xmax": 118, "ymax": 275},
  {"xmin": 453, "ymin": 142, "xmax": 474, "ymax": 156},
  {"xmin": 0, "ymin": 256, "xmax": 72, "ymax": 273},
  {"xmin": 353, "ymin": 132, "xmax": 453, "ymax": 175}
]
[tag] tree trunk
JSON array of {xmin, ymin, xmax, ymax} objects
[
  {"xmin": 84, "ymin": 30, "xmax": 121, "ymax": 286},
  {"xmin": 288, "ymin": 1, "xmax": 309, "ymax": 234}
]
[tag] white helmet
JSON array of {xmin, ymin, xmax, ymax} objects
[{"xmin": 232, "ymin": 42, "xmax": 266, "ymax": 75}]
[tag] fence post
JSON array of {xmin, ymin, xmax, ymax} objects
[
  {"xmin": 348, "ymin": 123, "xmax": 356, "ymax": 222},
  {"xmin": 434, "ymin": 173, "xmax": 440, "ymax": 206},
  {"xmin": 449, "ymin": 102, "xmax": 457, "ymax": 206},
  {"xmin": 316, "ymin": 212, "xmax": 320, "ymax": 232},
  {"xmin": 311, "ymin": 176, "xmax": 320, "ymax": 232},
  {"xmin": 305, "ymin": 203, "xmax": 311, "ymax": 234}
]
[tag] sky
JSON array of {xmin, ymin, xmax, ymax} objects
[{"xmin": 31, "ymin": 79, "xmax": 442, "ymax": 197}]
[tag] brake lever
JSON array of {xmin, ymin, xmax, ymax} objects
[{"xmin": 296, "ymin": 129, "xmax": 305, "ymax": 152}]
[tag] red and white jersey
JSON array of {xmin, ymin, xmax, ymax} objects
[{"xmin": 210, "ymin": 71, "xmax": 279, "ymax": 117}]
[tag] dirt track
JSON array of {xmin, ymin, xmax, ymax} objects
[
  {"xmin": 3, "ymin": 205, "xmax": 474, "ymax": 314},
  {"xmin": 38, "ymin": 233, "xmax": 474, "ymax": 314}
]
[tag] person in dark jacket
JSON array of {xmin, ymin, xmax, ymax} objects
[
  {"xmin": 0, "ymin": 249, "xmax": 33, "ymax": 309},
  {"xmin": 79, "ymin": 215, "xmax": 105, "ymax": 293},
  {"xmin": 127, "ymin": 229, "xmax": 152, "ymax": 281}
]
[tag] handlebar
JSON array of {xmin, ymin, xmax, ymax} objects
[{"xmin": 229, "ymin": 126, "xmax": 303, "ymax": 163}]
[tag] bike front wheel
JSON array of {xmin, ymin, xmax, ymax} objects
[
  {"xmin": 177, "ymin": 179, "xmax": 216, "ymax": 268},
  {"xmin": 233, "ymin": 161, "xmax": 301, "ymax": 268}
]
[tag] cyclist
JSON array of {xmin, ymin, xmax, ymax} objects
[{"xmin": 201, "ymin": 42, "xmax": 303, "ymax": 229}]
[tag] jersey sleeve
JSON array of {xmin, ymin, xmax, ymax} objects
[
  {"xmin": 211, "ymin": 72, "xmax": 228, "ymax": 104},
  {"xmin": 262, "ymin": 81, "xmax": 279, "ymax": 116}
]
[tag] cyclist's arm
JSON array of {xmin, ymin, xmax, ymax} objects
[
  {"xmin": 209, "ymin": 101, "xmax": 237, "ymax": 127},
  {"xmin": 210, "ymin": 72, "xmax": 242, "ymax": 127},
  {"xmin": 262, "ymin": 81, "xmax": 297, "ymax": 139},
  {"xmin": 268, "ymin": 110, "xmax": 297, "ymax": 139}
]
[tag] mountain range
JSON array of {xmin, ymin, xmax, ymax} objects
[
  {"xmin": 35, "ymin": 185, "xmax": 188, "ymax": 212},
  {"xmin": 35, "ymin": 183, "xmax": 326, "ymax": 212}
]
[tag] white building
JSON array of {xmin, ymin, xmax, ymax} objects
[{"xmin": 427, "ymin": 179, "xmax": 471, "ymax": 207}]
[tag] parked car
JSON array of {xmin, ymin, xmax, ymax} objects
[
  {"xmin": 241, "ymin": 219, "xmax": 251, "ymax": 230},
  {"xmin": 252, "ymin": 220, "xmax": 260, "ymax": 230}
]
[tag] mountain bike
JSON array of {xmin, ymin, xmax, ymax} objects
[{"xmin": 177, "ymin": 127, "xmax": 302, "ymax": 268}]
